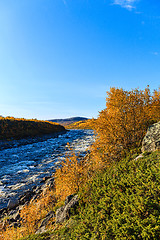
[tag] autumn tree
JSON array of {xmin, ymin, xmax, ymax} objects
[{"xmin": 91, "ymin": 87, "xmax": 160, "ymax": 166}]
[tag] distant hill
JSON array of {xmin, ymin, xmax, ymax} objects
[{"xmin": 48, "ymin": 117, "xmax": 89, "ymax": 126}]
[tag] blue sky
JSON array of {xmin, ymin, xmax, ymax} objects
[{"xmin": 0, "ymin": 0, "xmax": 160, "ymax": 120}]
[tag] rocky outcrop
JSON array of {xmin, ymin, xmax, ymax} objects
[
  {"xmin": 142, "ymin": 122, "xmax": 160, "ymax": 153},
  {"xmin": 36, "ymin": 211, "xmax": 55, "ymax": 234},
  {"xmin": 56, "ymin": 195, "xmax": 79, "ymax": 223}
]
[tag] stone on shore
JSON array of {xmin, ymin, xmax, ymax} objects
[
  {"xmin": 56, "ymin": 194, "xmax": 79, "ymax": 223},
  {"xmin": 142, "ymin": 121, "xmax": 160, "ymax": 152}
]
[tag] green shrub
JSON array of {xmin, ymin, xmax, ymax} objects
[
  {"xmin": 67, "ymin": 151, "xmax": 160, "ymax": 239},
  {"xmin": 19, "ymin": 231, "xmax": 51, "ymax": 240}
]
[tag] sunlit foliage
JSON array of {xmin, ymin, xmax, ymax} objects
[
  {"xmin": 0, "ymin": 117, "xmax": 65, "ymax": 140},
  {"xmin": 54, "ymin": 146, "xmax": 88, "ymax": 201},
  {"xmin": 91, "ymin": 87, "xmax": 160, "ymax": 167}
]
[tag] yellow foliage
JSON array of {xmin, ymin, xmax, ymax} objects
[
  {"xmin": 54, "ymin": 147, "xmax": 88, "ymax": 201},
  {"xmin": 0, "ymin": 117, "xmax": 65, "ymax": 140},
  {"xmin": 92, "ymin": 87, "xmax": 160, "ymax": 166}
]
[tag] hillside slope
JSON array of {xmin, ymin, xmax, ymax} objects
[
  {"xmin": 0, "ymin": 117, "xmax": 66, "ymax": 140},
  {"xmin": 18, "ymin": 151, "xmax": 160, "ymax": 240}
]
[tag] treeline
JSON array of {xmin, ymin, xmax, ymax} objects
[
  {"xmin": 1, "ymin": 86, "xmax": 160, "ymax": 240},
  {"xmin": 0, "ymin": 117, "xmax": 66, "ymax": 140}
]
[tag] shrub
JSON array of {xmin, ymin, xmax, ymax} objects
[
  {"xmin": 54, "ymin": 147, "xmax": 89, "ymax": 201},
  {"xmin": 68, "ymin": 151, "xmax": 160, "ymax": 239}
]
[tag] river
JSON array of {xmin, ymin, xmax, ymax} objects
[{"xmin": 0, "ymin": 129, "xmax": 95, "ymax": 209}]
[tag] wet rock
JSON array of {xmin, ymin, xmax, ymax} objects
[
  {"xmin": 7, "ymin": 198, "xmax": 19, "ymax": 209},
  {"xmin": 142, "ymin": 122, "xmax": 160, "ymax": 152},
  {"xmin": 19, "ymin": 190, "xmax": 34, "ymax": 204},
  {"xmin": 56, "ymin": 195, "xmax": 79, "ymax": 223}
]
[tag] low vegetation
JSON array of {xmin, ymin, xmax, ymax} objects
[
  {"xmin": 1, "ymin": 86, "xmax": 160, "ymax": 240},
  {"xmin": 0, "ymin": 117, "xmax": 65, "ymax": 140}
]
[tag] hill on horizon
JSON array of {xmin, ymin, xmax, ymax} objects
[{"xmin": 48, "ymin": 117, "xmax": 89, "ymax": 126}]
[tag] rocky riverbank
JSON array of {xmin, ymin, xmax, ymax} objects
[
  {"xmin": 0, "ymin": 174, "xmax": 55, "ymax": 230},
  {"xmin": 0, "ymin": 129, "xmax": 95, "ymax": 233}
]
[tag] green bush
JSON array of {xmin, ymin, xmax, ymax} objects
[
  {"xmin": 19, "ymin": 231, "xmax": 51, "ymax": 240},
  {"xmin": 67, "ymin": 151, "xmax": 160, "ymax": 239}
]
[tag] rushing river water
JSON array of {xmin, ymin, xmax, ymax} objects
[{"xmin": 0, "ymin": 129, "xmax": 95, "ymax": 209}]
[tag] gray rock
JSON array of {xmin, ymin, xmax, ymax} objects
[
  {"xmin": 134, "ymin": 154, "xmax": 143, "ymax": 161},
  {"xmin": 9, "ymin": 209, "xmax": 20, "ymax": 221},
  {"xmin": 36, "ymin": 226, "xmax": 46, "ymax": 234},
  {"xmin": 35, "ymin": 211, "xmax": 55, "ymax": 234},
  {"xmin": 39, "ymin": 211, "xmax": 55, "ymax": 228},
  {"xmin": 7, "ymin": 198, "xmax": 19, "ymax": 209},
  {"xmin": 55, "ymin": 205, "xmax": 65, "ymax": 223},
  {"xmin": 65, "ymin": 194, "xmax": 74, "ymax": 205},
  {"xmin": 8, "ymin": 209, "xmax": 18, "ymax": 216},
  {"xmin": 142, "ymin": 122, "xmax": 160, "ymax": 152},
  {"xmin": 56, "ymin": 194, "xmax": 79, "ymax": 223}
]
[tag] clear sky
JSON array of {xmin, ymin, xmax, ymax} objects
[{"xmin": 0, "ymin": 0, "xmax": 160, "ymax": 120}]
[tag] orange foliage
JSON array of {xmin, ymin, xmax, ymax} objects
[
  {"xmin": 0, "ymin": 190, "xmax": 56, "ymax": 240},
  {"xmin": 151, "ymin": 88, "xmax": 160, "ymax": 121},
  {"xmin": 0, "ymin": 117, "xmax": 65, "ymax": 140},
  {"xmin": 54, "ymin": 146, "xmax": 88, "ymax": 201},
  {"xmin": 91, "ymin": 87, "xmax": 160, "ymax": 166}
]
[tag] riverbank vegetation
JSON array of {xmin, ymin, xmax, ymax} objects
[
  {"xmin": 0, "ymin": 117, "xmax": 65, "ymax": 140},
  {"xmin": 1, "ymin": 86, "xmax": 160, "ymax": 240}
]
